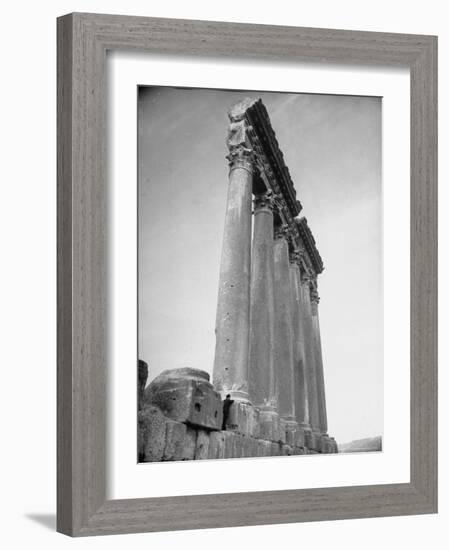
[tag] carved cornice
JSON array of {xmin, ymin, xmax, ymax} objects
[
  {"xmin": 228, "ymin": 98, "xmax": 302, "ymax": 218},
  {"xmin": 295, "ymin": 217, "xmax": 324, "ymax": 275}
]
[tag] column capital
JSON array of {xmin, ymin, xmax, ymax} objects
[
  {"xmin": 253, "ymin": 190, "xmax": 275, "ymax": 212},
  {"xmin": 226, "ymin": 117, "xmax": 255, "ymax": 174},
  {"xmin": 274, "ymin": 223, "xmax": 291, "ymax": 241},
  {"xmin": 226, "ymin": 145, "xmax": 255, "ymax": 173},
  {"xmin": 289, "ymin": 248, "xmax": 301, "ymax": 265}
]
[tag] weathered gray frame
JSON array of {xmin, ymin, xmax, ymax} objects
[{"xmin": 57, "ymin": 12, "xmax": 437, "ymax": 537}]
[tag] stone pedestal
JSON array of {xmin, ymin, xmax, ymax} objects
[
  {"xmin": 144, "ymin": 368, "xmax": 223, "ymax": 430},
  {"xmin": 213, "ymin": 143, "xmax": 254, "ymax": 402}
]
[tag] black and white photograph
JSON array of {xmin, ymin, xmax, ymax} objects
[{"xmin": 137, "ymin": 86, "xmax": 383, "ymax": 462}]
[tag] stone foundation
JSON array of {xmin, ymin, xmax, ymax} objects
[{"xmin": 139, "ymin": 368, "xmax": 337, "ymax": 462}]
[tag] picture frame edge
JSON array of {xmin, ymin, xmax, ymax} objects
[{"xmin": 56, "ymin": 12, "xmax": 438, "ymax": 537}]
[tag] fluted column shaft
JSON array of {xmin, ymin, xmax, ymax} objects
[
  {"xmin": 289, "ymin": 258, "xmax": 310, "ymax": 429},
  {"xmin": 274, "ymin": 231, "xmax": 296, "ymax": 421},
  {"xmin": 249, "ymin": 193, "xmax": 277, "ymax": 409},
  {"xmin": 302, "ymin": 278, "xmax": 321, "ymax": 433},
  {"xmin": 213, "ymin": 147, "xmax": 254, "ymax": 401},
  {"xmin": 311, "ymin": 295, "xmax": 328, "ymax": 434}
]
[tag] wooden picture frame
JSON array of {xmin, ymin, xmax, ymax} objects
[{"xmin": 57, "ymin": 12, "xmax": 437, "ymax": 536}]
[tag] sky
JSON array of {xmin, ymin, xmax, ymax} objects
[{"xmin": 138, "ymin": 86, "xmax": 382, "ymax": 445}]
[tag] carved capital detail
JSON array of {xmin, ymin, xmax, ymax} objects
[
  {"xmin": 253, "ymin": 190, "xmax": 275, "ymax": 212},
  {"xmin": 226, "ymin": 118, "xmax": 255, "ymax": 173},
  {"xmin": 289, "ymin": 249, "xmax": 301, "ymax": 265},
  {"xmin": 226, "ymin": 145, "xmax": 255, "ymax": 173},
  {"xmin": 274, "ymin": 223, "xmax": 290, "ymax": 241},
  {"xmin": 310, "ymin": 288, "xmax": 320, "ymax": 304}
]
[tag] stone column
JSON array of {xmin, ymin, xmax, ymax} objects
[
  {"xmin": 273, "ymin": 227, "xmax": 297, "ymax": 428},
  {"xmin": 301, "ymin": 274, "xmax": 321, "ymax": 437},
  {"xmin": 310, "ymin": 288, "xmax": 328, "ymax": 436},
  {"xmin": 212, "ymin": 144, "xmax": 254, "ymax": 402},
  {"xmin": 289, "ymin": 254, "xmax": 311, "ymax": 434},
  {"xmin": 249, "ymin": 192, "xmax": 277, "ymax": 408}
]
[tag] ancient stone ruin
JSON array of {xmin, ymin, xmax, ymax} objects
[{"xmin": 138, "ymin": 98, "xmax": 338, "ymax": 461}]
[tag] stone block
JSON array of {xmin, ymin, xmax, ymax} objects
[
  {"xmin": 281, "ymin": 420, "xmax": 305, "ymax": 448},
  {"xmin": 270, "ymin": 442, "xmax": 281, "ymax": 456},
  {"xmin": 195, "ymin": 430, "xmax": 210, "ymax": 460},
  {"xmin": 258, "ymin": 409, "xmax": 281, "ymax": 442},
  {"xmin": 163, "ymin": 419, "xmax": 187, "ymax": 461},
  {"xmin": 208, "ymin": 431, "xmax": 225, "ymax": 459},
  {"xmin": 257, "ymin": 439, "xmax": 272, "ymax": 457},
  {"xmin": 281, "ymin": 444, "xmax": 293, "ymax": 456},
  {"xmin": 292, "ymin": 446, "xmax": 306, "ymax": 455},
  {"xmin": 305, "ymin": 431, "xmax": 320, "ymax": 452},
  {"xmin": 138, "ymin": 405, "xmax": 167, "ymax": 462},
  {"xmin": 145, "ymin": 368, "xmax": 223, "ymax": 430},
  {"xmin": 181, "ymin": 427, "xmax": 197, "ymax": 460},
  {"xmin": 222, "ymin": 431, "xmax": 242, "ymax": 458},
  {"xmin": 225, "ymin": 401, "xmax": 260, "ymax": 437}
]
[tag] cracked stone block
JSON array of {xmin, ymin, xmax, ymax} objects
[
  {"xmin": 138, "ymin": 405, "xmax": 167, "ymax": 462},
  {"xmin": 144, "ymin": 368, "xmax": 223, "ymax": 430},
  {"xmin": 258, "ymin": 409, "xmax": 281, "ymax": 442},
  {"xmin": 224, "ymin": 401, "xmax": 260, "ymax": 437},
  {"xmin": 195, "ymin": 430, "xmax": 210, "ymax": 460},
  {"xmin": 208, "ymin": 431, "xmax": 225, "ymax": 459},
  {"xmin": 163, "ymin": 419, "xmax": 187, "ymax": 461}
]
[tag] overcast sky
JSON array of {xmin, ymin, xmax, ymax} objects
[{"xmin": 138, "ymin": 86, "xmax": 382, "ymax": 445}]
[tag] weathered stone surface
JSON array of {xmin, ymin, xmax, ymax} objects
[
  {"xmin": 163, "ymin": 419, "xmax": 187, "ymax": 461},
  {"xmin": 224, "ymin": 401, "xmax": 260, "ymax": 437},
  {"xmin": 144, "ymin": 368, "xmax": 223, "ymax": 431},
  {"xmin": 208, "ymin": 431, "xmax": 225, "ymax": 459},
  {"xmin": 259, "ymin": 409, "xmax": 281, "ymax": 442},
  {"xmin": 138, "ymin": 405, "xmax": 167, "ymax": 462},
  {"xmin": 195, "ymin": 430, "xmax": 210, "ymax": 460}
]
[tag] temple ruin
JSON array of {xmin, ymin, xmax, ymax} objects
[{"xmin": 138, "ymin": 98, "xmax": 338, "ymax": 461}]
